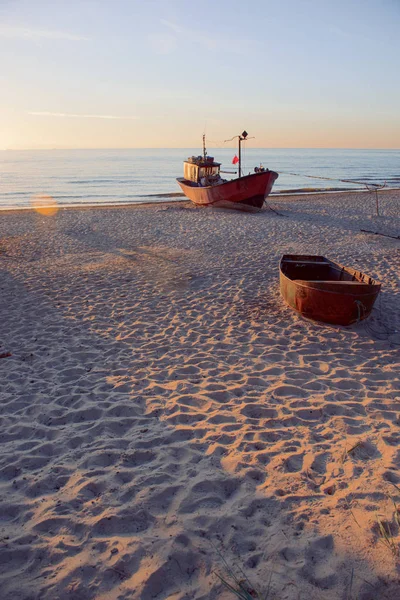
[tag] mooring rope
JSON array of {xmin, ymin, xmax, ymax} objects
[
  {"xmin": 196, "ymin": 141, "xmax": 388, "ymax": 191},
  {"xmin": 278, "ymin": 170, "xmax": 387, "ymax": 190},
  {"xmin": 273, "ymin": 171, "xmax": 387, "ymax": 216}
]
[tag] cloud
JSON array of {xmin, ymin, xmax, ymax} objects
[
  {"xmin": 28, "ymin": 112, "xmax": 139, "ymax": 120},
  {"xmin": 148, "ymin": 33, "xmax": 177, "ymax": 55},
  {"xmin": 0, "ymin": 24, "xmax": 90, "ymax": 41},
  {"xmin": 136, "ymin": 89, "xmax": 192, "ymax": 100},
  {"xmin": 160, "ymin": 19, "xmax": 217, "ymax": 51},
  {"xmin": 160, "ymin": 20, "xmax": 182, "ymax": 34},
  {"xmin": 159, "ymin": 19, "xmax": 257, "ymax": 54}
]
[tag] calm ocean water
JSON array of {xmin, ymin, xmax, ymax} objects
[{"xmin": 0, "ymin": 148, "xmax": 399, "ymax": 209}]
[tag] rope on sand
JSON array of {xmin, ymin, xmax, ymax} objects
[
  {"xmin": 263, "ymin": 199, "xmax": 287, "ymax": 217},
  {"xmin": 360, "ymin": 229, "xmax": 400, "ymax": 241}
]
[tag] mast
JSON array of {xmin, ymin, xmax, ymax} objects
[
  {"xmin": 202, "ymin": 134, "xmax": 207, "ymax": 162},
  {"xmin": 238, "ymin": 130, "xmax": 248, "ymax": 178},
  {"xmin": 238, "ymin": 136, "xmax": 241, "ymax": 178},
  {"xmin": 224, "ymin": 130, "xmax": 250, "ymax": 178}
]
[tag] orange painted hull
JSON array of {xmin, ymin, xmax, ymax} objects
[{"xmin": 177, "ymin": 170, "xmax": 278, "ymax": 211}]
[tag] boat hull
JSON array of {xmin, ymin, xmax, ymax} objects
[
  {"xmin": 279, "ymin": 255, "xmax": 381, "ymax": 326},
  {"xmin": 177, "ymin": 170, "xmax": 278, "ymax": 211}
]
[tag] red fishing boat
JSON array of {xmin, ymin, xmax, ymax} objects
[
  {"xmin": 177, "ymin": 131, "xmax": 278, "ymax": 211},
  {"xmin": 280, "ymin": 255, "xmax": 381, "ymax": 326}
]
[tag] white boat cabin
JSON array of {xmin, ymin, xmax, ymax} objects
[{"xmin": 184, "ymin": 156, "xmax": 222, "ymax": 186}]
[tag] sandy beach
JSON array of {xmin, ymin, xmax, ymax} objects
[{"xmin": 0, "ymin": 189, "xmax": 399, "ymax": 600}]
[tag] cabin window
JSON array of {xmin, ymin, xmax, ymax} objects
[
  {"xmin": 199, "ymin": 166, "xmax": 220, "ymax": 178},
  {"xmin": 184, "ymin": 162, "xmax": 219, "ymax": 183}
]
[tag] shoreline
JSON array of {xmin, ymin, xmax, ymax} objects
[{"xmin": 0, "ymin": 185, "xmax": 399, "ymax": 214}]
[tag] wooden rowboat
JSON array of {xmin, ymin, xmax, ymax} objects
[{"xmin": 279, "ymin": 255, "xmax": 381, "ymax": 325}]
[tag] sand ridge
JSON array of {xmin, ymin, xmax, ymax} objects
[{"xmin": 0, "ymin": 190, "xmax": 399, "ymax": 599}]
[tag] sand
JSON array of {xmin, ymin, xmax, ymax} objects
[{"xmin": 0, "ymin": 189, "xmax": 399, "ymax": 600}]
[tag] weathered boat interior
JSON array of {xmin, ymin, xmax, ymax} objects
[{"xmin": 281, "ymin": 255, "xmax": 377, "ymax": 285}]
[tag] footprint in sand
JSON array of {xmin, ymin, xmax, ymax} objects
[
  {"xmin": 285, "ymin": 453, "xmax": 304, "ymax": 472},
  {"xmin": 310, "ymin": 452, "xmax": 331, "ymax": 475},
  {"xmin": 300, "ymin": 534, "xmax": 338, "ymax": 589}
]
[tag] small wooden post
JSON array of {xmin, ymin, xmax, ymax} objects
[
  {"xmin": 375, "ymin": 188, "xmax": 380, "ymax": 217},
  {"xmin": 366, "ymin": 184, "xmax": 381, "ymax": 217}
]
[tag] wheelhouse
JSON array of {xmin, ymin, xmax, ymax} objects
[{"xmin": 183, "ymin": 156, "xmax": 221, "ymax": 184}]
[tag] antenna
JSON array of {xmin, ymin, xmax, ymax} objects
[{"xmin": 224, "ymin": 131, "xmax": 254, "ymax": 178}]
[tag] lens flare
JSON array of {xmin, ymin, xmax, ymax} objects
[{"xmin": 30, "ymin": 194, "xmax": 58, "ymax": 216}]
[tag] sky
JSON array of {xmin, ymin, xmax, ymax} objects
[{"xmin": 1, "ymin": 0, "xmax": 399, "ymax": 149}]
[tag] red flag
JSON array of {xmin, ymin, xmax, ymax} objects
[{"xmin": 232, "ymin": 155, "xmax": 239, "ymax": 165}]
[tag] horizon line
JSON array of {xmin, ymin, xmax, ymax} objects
[{"xmin": 2, "ymin": 146, "xmax": 399, "ymax": 152}]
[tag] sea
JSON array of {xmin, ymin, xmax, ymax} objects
[{"xmin": 0, "ymin": 148, "xmax": 399, "ymax": 210}]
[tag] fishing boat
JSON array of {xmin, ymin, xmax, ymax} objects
[
  {"xmin": 177, "ymin": 131, "xmax": 278, "ymax": 211},
  {"xmin": 279, "ymin": 255, "xmax": 381, "ymax": 326}
]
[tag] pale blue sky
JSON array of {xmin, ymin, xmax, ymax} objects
[{"xmin": 1, "ymin": 0, "xmax": 399, "ymax": 148}]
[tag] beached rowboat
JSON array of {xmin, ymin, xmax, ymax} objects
[{"xmin": 279, "ymin": 255, "xmax": 381, "ymax": 325}]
